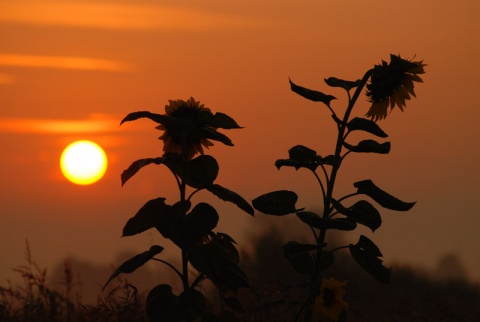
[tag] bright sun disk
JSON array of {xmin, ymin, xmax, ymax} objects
[{"xmin": 60, "ymin": 140, "xmax": 108, "ymax": 185}]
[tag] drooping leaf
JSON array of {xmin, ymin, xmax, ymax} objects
[
  {"xmin": 189, "ymin": 233, "xmax": 253, "ymax": 292},
  {"xmin": 103, "ymin": 245, "xmax": 163, "ymax": 291},
  {"xmin": 343, "ymin": 140, "xmax": 391, "ymax": 154},
  {"xmin": 354, "ymin": 180, "xmax": 416, "ymax": 211},
  {"xmin": 121, "ymin": 157, "xmax": 165, "ymax": 186},
  {"xmin": 347, "ymin": 117, "xmax": 388, "ymax": 138},
  {"xmin": 184, "ymin": 203, "xmax": 219, "ymax": 243},
  {"xmin": 332, "ymin": 200, "xmax": 382, "ymax": 232},
  {"xmin": 289, "ymin": 78, "xmax": 336, "ymax": 107},
  {"xmin": 208, "ymin": 112, "xmax": 243, "ymax": 129},
  {"xmin": 146, "ymin": 284, "xmax": 180, "ymax": 322},
  {"xmin": 324, "ymin": 77, "xmax": 361, "ymax": 91},
  {"xmin": 296, "ymin": 211, "xmax": 356, "ymax": 230},
  {"xmin": 120, "ymin": 111, "xmax": 170, "ymax": 126},
  {"xmin": 282, "ymin": 241, "xmax": 314, "ymax": 274},
  {"xmin": 206, "ymin": 184, "xmax": 254, "ymax": 216},
  {"xmin": 349, "ymin": 235, "xmax": 391, "ymax": 283},
  {"xmin": 123, "ymin": 198, "xmax": 172, "ymax": 237},
  {"xmin": 252, "ymin": 190, "xmax": 299, "ymax": 216}
]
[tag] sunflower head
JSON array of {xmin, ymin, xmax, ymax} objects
[
  {"xmin": 313, "ymin": 277, "xmax": 348, "ymax": 321},
  {"xmin": 365, "ymin": 54, "xmax": 426, "ymax": 121},
  {"xmin": 156, "ymin": 97, "xmax": 237, "ymax": 159}
]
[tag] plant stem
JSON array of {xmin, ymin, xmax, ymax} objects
[{"xmin": 304, "ymin": 70, "xmax": 373, "ymax": 322}]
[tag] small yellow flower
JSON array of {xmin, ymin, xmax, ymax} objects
[
  {"xmin": 313, "ymin": 277, "xmax": 348, "ymax": 321},
  {"xmin": 366, "ymin": 54, "xmax": 426, "ymax": 121},
  {"xmin": 156, "ymin": 97, "xmax": 219, "ymax": 159}
]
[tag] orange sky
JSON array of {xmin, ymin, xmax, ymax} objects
[{"xmin": 1, "ymin": 0, "xmax": 480, "ymax": 291}]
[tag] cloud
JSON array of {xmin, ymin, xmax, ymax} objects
[
  {"xmin": 0, "ymin": 114, "xmax": 121, "ymax": 134},
  {"xmin": 0, "ymin": 1, "xmax": 265, "ymax": 31},
  {"xmin": 0, "ymin": 54, "xmax": 131, "ymax": 72}
]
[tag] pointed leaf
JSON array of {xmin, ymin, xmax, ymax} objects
[
  {"xmin": 347, "ymin": 117, "xmax": 388, "ymax": 138},
  {"xmin": 354, "ymin": 180, "xmax": 416, "ymax": 211},
  {"xmin": 121, "ymin": 157, "xmax": 164, "ymax": 186},
  {"xmin": 332, "ymin": 200, "xmax": 382, "ymax": 232},
  {"xmin": 206, "ymin": 184, "xmax": 254, "ymax": 216},
  {"xmin": 343, "ymin": 140, "xmax": 391, "ymax": 154},
  {"xmin": 185, "ymin": 203, "xmax": 219, "ymax": 239},
  {"xmin": 208, "ymin": 112, "xmax": 243, "ymax": 129},
  {"xmin": 103, "ymin": 245, "xmax": 163, "ymax": 291},
  {"xmin": 252, "ymin": 190, "xmax": 299, "ymax": 216},
  {"xmin": 155, "ymin": 200, "xmax": 190, "ymax": 243},
  {"xmin": 198, "ymin": 127, "xmax": 234, "ymax": 146},
  {"xmin": 120, "ymin": 111, "xmax": 170, "ymax": 126},
  {"xmin": 146, "ymin": 284, "xmax": 180, "ymax": 322},
  {"xmin": 289, "ymin": 78, "xmax": 336, "ymax": 107},
  {"xmin": 186, "ymin": 155, "xmax": 219, "ymax": 188},
  {"xmin": 349, "ymin": 235, "xmax": 390, "ymax": 283},
  {"xmin": 123, "ymin": 198, "xmax": 171, "ymax": 237},
  {"xmin": 282, "ymin": 241, "xmax": 314, "ymax": 274},
  {"xmin": 324, "ymin": 77, "xmax": 361, "ymax": 91},
  {"xmin": 288, "ymin": 145, "xmax": 317, "ymax": 162}
]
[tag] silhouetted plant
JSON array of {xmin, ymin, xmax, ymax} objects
[
  {"xmin": 105, "ymin": 97, "xmax": 254, "ymax": 321},
  {"xmin": 252, "ymin": 54, "xmax": 426, "ymax": 321}
]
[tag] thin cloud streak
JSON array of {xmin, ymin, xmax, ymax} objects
[
  {"xmin": 0, "ymin": 115, "xmax": 121, "ymax": 134},
  {"xmin": 0, "ymin": 1, "xmax": 267, "ymax": 31},
  {"xmin": 0, "ymin": 54, "xmax": 131, "ymax": 72}
]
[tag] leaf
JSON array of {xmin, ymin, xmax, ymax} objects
[
  {"xmin": 282, "ymin": 241, "xmax": 314, "ymax": 274},
  {"xmin": 324, "ymin": 77, "xmax": 361, "ymax": 91},
  {"xmin": 103, "ymin": 245, "xmax": 163, "ymax": 291},
  {"xmin": 354, "ymin": 180, "xmax": 416, "ymax": 211},
  {"xmin": 179, "ymin": 289, "xmax": 207, "ymax": 320},
  {"xmin": 343, "ymin": 140, "xmax": 391, "ymax": 154},
  {"xmin": 123, "ymin": 198, "xmax": 172, "ymax": 237},
  {"xmin": 288, "ymin": 145, "xmax": 317, "ymax": 163},
  {"xmin": 206, "ymin": 184, "xmax": 254, "ymax": 216},
  {"xmin": 146, "ymin": 284, "xmax": 180, "ymax": 322},
  {"xmin": 332, "ymin": 200, "xmax": 382, "ymax": 232},
  {"xmin": 347, "ymin": 117, "xmax": 388, "ymax": 138},
  {"xmin": 199, "ymin": 127, "xmax": 234, "ymax": 146},
  {"xmin": 252, "ymin": 190, "xmax": 299, "ymax": 216},
  {"xmin": 185, "ymin": 155, "xmax": 219, "ymax": 189},
  {"xmin": 120, "ymin": 111, "xmax": 170, "ymax": 126},
  {"xmin": 189, "ymin": 233, "xmax": 253, "ymax": 292},
  {"xmin": 208, "ymin": 112, "xmax": 243, "ymax": 129},
  {"xmin": 349, "ymin": 235, "xmax": 391, "ymax": 283},
  {"xmin": 155, "ymin": 200, "xmax": 189, "ymax": 242},
  {"xmin": 296, "ymin": 212, "xmax": 356, "ymax": 231},
  {"xmin": 289, "ymin": 78, "xmax": 336, "ymax": 107},
  {"xmin": 184, "ymin": 203, "xmax": 219, "ymax": 243},
  {"xmin": 121, "ymin": 157, "xmax": 164, "ymax": 186}
]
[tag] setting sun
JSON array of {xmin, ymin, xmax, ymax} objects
[{"xmin": 60, "ymin": 140, "xmax": 108, "ymax": 185}]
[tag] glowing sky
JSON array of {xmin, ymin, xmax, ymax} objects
[{"xmin": 1, "ymin": 0, "xmax": 479, "ymax": 290}]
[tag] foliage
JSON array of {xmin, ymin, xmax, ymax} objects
[
  {"xmin": 105, "ymin": 97, "xmax": 254, "ymax": 321},
  {"xmin": 252, "ymin": 54, "xmax": 425, "ymax": 321}
]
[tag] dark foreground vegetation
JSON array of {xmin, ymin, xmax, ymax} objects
[{"xmin": 1, "ymin": 234, "xmax": 479, "ymax": 322}]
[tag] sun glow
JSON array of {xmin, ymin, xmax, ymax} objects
[{"xmin": 60, "ymin": 140, "xmax": 108, "ymax": 185}]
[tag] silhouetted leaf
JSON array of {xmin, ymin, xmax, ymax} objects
[
  {"xmin": 120, "ymin": 111, "xmax": 170, "ymax": 126},
  {"xmin": 316, "ymin": 154, "xmax": 335, "ymax": 166},
  {"xmin": 189, "ymin": 233, "xmax": 253, "ymax": 292},
  {"xmin": 184, "ymin": 203, "xmax": 219, "ymax": 243},
  {"xmin": 198, "ymin": 127, "xmax": 234, "ymax": 146},
  {"xmin": 289, "ymin": 78, "xmax": 336, "ymax": 107},
  {"xmin": 332, "ymin": 200, "xmax": 382, "ymax": 232},
  {"xmin": 354, "ymin": 180, "xmax": 416, "ymax": 211},
  {"xmin": 296, "ymin": 211, "xmax": 356, "ymax": 230},
  {"xmin": 282, "ymin": 241, "xmax": 314, "ymax": 274},
  {"xmin": 123, "ymin": 198, "xmax": 172, "ymax": 237},
  {"xmin": 121, "ymin": 157, "xmax": 164, "ymax": 186},
  {"xmin": 185, "ymin": 155, "xmax": 219, "ymax": 188},
  {"xmin": 349, "ymin": 235, "xmax": 391, "ymax": 283},
  {"xmin": 288, "ymin": 145, "xmax": 317, "ymax": 162},
  {"xmin": 252, "ymin": 190, "xmax": 299, "ymax": 216},
  {"xmin": 146, "ymin": 284, "xmax": 180, "ymax": 322},
  {"xmin": 347, "ymin": 117, "xmax": 388, "ymax": 138},
  {"xmin": 275, "ymin": 159, "xmax": 317, "ymax": 171},
  {"xmin": 343, "ymin": 140, "xmax": 391, "ymax": 154},
  {"xmin": 324, "ymin": 77, "xmax": 361, "ymax": 91},
  {"xmin": 206, "ymin": 184, "xmax": 254, "ymax": 216},
  {"xmin": 179, "ymin": 289, "xmax": 207, "ymax": 320},
  {"xmin": 208, "ymin": 112, "xmax": 243, "ymax": 129},
  {"xmin": 155, "ymin": 200, "xmax": 190, "ymax": 243},
  {"xmin": 103, "ymin": 245, "xmax": 163, "ymax": 291}
]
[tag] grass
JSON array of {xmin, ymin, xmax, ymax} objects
[{"xmin": 1, "ymin": 238, "xmax": 479, "ymax": 321}]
